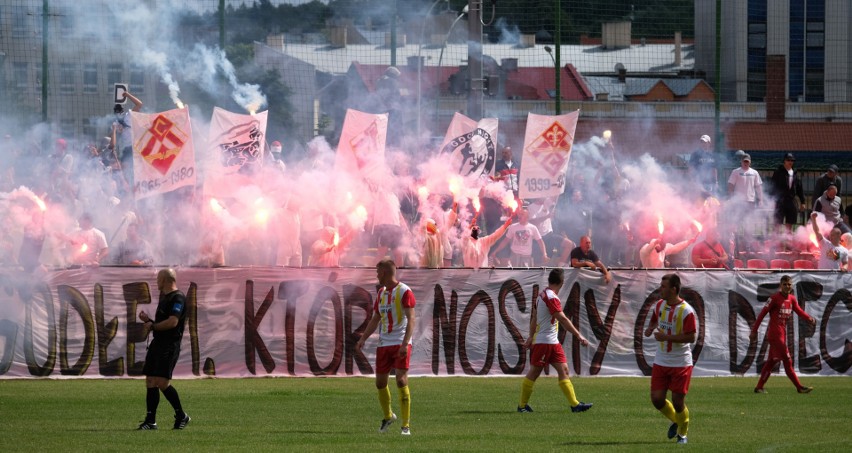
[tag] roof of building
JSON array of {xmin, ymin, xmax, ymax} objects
[
  {"xmin": 725, "ymin": 122, "xmax": 852, "ymax": 152},
  {"xmin": 349, "ymin": 62, "xmax": 593, "ymax": 101},
  {"xmin": 623, "ymin": 79, "xmax": 671, "ymax": 97},
  {"xmin": 272, "ymin": 43, "xmax": 693, "ymax": 76},
  {"xmin": 583, "ymin": 76, "xmax": 711, "ymax": 100}
]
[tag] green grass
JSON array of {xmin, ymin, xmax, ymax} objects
[{"xmin": 1, "ymin": 376, "xmax": 850, "ymax": 452}]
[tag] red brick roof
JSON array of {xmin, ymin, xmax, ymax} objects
[
  {"xmin": 348, "ymin": 62, "xmax": 593, "ymax": 101},
  {"xmin": 725, "ymin": 122, "xmax": 852, "ymax": 152}
]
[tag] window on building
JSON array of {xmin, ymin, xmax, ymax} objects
[
  {"xmin": 60, "ymin": 63, "xmax": 75, "ymax": 93},
  {"xmin": 14, "ymin": 62, "xmax": 28, "ymax": 89},
  {"xmin": 83, "ymin": 64, "xmax": 98, "ymax": 93},
  {"xmin": 805, "ymin": 70, "xmax": 824, "ymax": 102},
  {"xmin": 107, "ymin": 64, "xmax": 123, "ymax": 87},
  {"xmin": 59, "ymin": 8, "xmax": 74, "ymax": 34},
  {"xmin": 82, "ymin": 118, "xmax": 95, "ymax": 140},
  {"xmin": 12, "ymin": 6, "xmax": 28, "ymax": 38},
  {"xmin": 129, "ymin": 65, "xmax": 145, "ymax": 93},
  {"xmin": 806, "ymin": 22, "xmax": 824, "ymax": 48},
  {"xmin": 747, "ymin": 23, "xmax": 766, "ymax": 49},
  {"xmin": 60, "ymin": 118, "xmax": 75, "ymax": 138},
  {"xmin": 747, "ymin": 72, "xmax": 766, "ymax": 102}
]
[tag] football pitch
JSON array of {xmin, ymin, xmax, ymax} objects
[{"xmin": 2, "ymin": 376, "xmax": 849, "ymax": 452}]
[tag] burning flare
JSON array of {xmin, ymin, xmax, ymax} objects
[
  {"xmin": 209, "ymin": 198, "xmax": 224, "ymax": 213},
  {"xmin": 254, "ymin": 197, "xmax": 269, "ymax": 224},
  {"xmin": 691, "ymin": 219, "xmax": 703, "ymax": 233},
  {"xmin": 809, "ymin": 232, "xmax": 819, "ymax": 248},
  {"xmin": 80, "ymin": 243, "xmax": 88, "ymax": 253},
  {"xmin": 472, "ymin": 197, "xmax": 481, "ymax": 213},
  {"xmin": 602, "ymin": 130, "xmax": 612, "ymax": 143},
  {"xmin": 417, "ymin": 186, "xmax": 429, "ymax": 199},
  {"xmin": 332, "ymin": 232, "xmax": 340, "ymax": 247},
  {"xmin": 176, "ymin": 100, "xmax": 185, "ymax": 109},
  {"xmin": 448, "ymin": 176, "xmax": 462, "ymax": 196},
  {"xmin": 502, "ymin": 192, "xmax": 519, "ymax": 213},
  {"xmin": 657, "ymin": 214, "xmax": 665, "ymax": 235},
  {"xmin": 31, "ymin": 195, "xmax": 47, "ymax": 212}
]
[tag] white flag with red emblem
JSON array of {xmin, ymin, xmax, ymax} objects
[
  {"xmin": 438, "ymin": 112, "xmax": 499, "ymax": 178},
  {"xmin": 518, "ymin": 110, "xmax": 579, "ymax": 199},
  {"xmin": 336, "ymin": 109, "xmax": 388, "ymax": 178},
  {"xmin": 130, "ymin": 108, "xmax": 196, "ymax": 200},
  {"xmin": 203, "ymin": 107, "xmax": 268, "ymax": 197}
]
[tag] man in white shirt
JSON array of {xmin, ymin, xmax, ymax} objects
[
  {"xmin": 727, "ymin": 153, "xmax": 763, "ymax": 206},
  {"xmin": 491, "ymin": 209, "xmax": 547, "ymax": 267},
  {"xmin": 68, "ymin": 212, "xmax": 109, "ymax": 265},
  {"xmin": 810, "ymin": 212, "xmax": 850, "ymax": 270}
]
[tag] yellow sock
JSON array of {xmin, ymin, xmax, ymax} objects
[
  {"xmin": 399, "ymin": 385, "xmax": 411, "ymax": 428},
  {"xmin": 559, "ymin": 379, "xmax": 580, "ymax": 407},
  {"xmin": 675, "ymin": 406, "xmax": 689, "ymax": 437},
  {"xmin": 377, "ymin": 386, "xmax": 393, "ymax": 420},
  {"xmin": 519, "ymin": 378, "xmax": 535, "ymax": 407},
  {"xmin": 659, "ymin": 399, "xmax": 677, "ymax": 423}
]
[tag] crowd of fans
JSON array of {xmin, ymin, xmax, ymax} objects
[{"xmin": 1, "ymin": 116, "xmax": 849, "ymax": 275}]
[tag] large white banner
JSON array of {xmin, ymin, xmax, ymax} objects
[
  {"xmin": 0, "ymin": 268, "xmax": 849, "ymax": 378},
  {"xmin": 130, "ymin": 108, "xmax": 196, "ymax": 199},
  {"xmin": 335, "ymin": 109, "xmax": 387, "ymax": 179},
  {"xmin": 518, "ymin": 111, "xmax": 579, "ymax": 199},
  {"xmin": 438, "ymin": 113, "xmax": 499, "ymax": 178},
  {"xmin": 204, "ymin": 107, "xmax": 269, "ymax": 198}
]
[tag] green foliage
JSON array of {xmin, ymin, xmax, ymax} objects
[{"xmin": 1, "ymin": 376, "xmax": 849, "ymax": 451}]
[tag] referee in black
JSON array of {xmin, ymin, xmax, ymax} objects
[{"xmin": 137, "ymin": 268, "xmax": 191, "ymax": 430}]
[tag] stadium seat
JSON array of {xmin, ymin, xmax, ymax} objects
[
  {"xmin": 793, "ymin": 260, "xmax": 816, "ymax": 269},
  {"xmin": 746, "ymin": 259, "xmax": 768, "ymax": 269},
  {"xmin": 733, "ymin": 259, "xmax": 744, "ymax": 268},
  {"xmin": 769, "ymin": 259, "xmax": 791, "ymax": 269}
]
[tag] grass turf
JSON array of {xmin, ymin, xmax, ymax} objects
[{"xmin": 1, "ymin": 375, "xmax": 849, "ymax": 452}]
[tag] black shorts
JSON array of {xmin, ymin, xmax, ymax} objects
[
  {"xmin": 142, "ymin": 340, "xmax": 181, "ymax": 379},
  {"xmin": 774, "ymin": 200, "xmax": 798, "ymax": 225}
]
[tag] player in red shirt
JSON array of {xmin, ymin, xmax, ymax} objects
[
  {"xmin": 644, "ymin": 273, "xmax": 697, "ymax": 444},
  {"xmin": 516, "ymin": 268, "xmax": 592, "ymax": 414},
  {"xmin": 356, "ymin": 260, "xmax": 416, "ymax": 435},
  {"xmin": 749, "ymin": 275, "xmax": 816, "ymax": 394}
]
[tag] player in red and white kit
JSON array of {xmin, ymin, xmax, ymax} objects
[
  {"xmin": 356, "ymin": 260, "xmax": 416, "ymax": 435},
  {"xmin": 516, "ymin": 268, "xmax": 593, "ymax": 413},
  {"xmin": 644, "ymin": 273, "xmax": 697, "ymax": 445},
  {"xmin": 749, "ymin": 275, "xmax": 816, "ymax": 394}
]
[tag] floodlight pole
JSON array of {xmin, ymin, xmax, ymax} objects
[
  {"xmin": 41, "ymin": 0, "xmax": 49, "ymax": 122},
  {"xmin": 467, "ymin": 0, "xmax": 483, "ymax": 120},
  {"xmin": 219, "ymin": 0, "xmax": 225, "ymax": 50},
  {"xmin": 554, "ymin": 0, "xmax": 562, "ymax": 115}
]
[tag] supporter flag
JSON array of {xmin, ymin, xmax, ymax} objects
[
  {"xmin": 438, "ymin": 113, "xmax": 498, "ymax": 178},
  {"xmin": 335, "ymin": 109, "xmax": 388, "ymax": 179},
  {"xmin": 518, "ymin": 110, "xmax": 579, "ymax": 199},
  {"xmin": 130, "ymin": 107, "xmax": 196, "ymax": 199},
  {"xmin": 204, "ymin": 107, "xmax": 268, "ymax": 197}
]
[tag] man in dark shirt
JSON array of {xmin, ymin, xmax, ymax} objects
[
  {"xmin": 494, "ymin": 146, "xmax": 519, "ymax": 198},
  {"xmin": 812, "ymin": 164, "xmax": 842, "ymax": 206},
  {"xmin": 137, "ymin": 268, "xmax": 190, "ymax": 430},
  {"xmin": 768, "ymin": 153, "xmax": 804, "ymax": 232},
  {"xmin": 569, "ymin": 235, "xmax": 612, "ymax": 283},
  {"xmin": 689, "ymin": 135, "xmax": 717, "ymax": 194}
]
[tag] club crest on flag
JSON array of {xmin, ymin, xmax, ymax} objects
[
  {"xmin": 438, "ymin": 114, "xmax": 498, "ymax": 177},
  {"xmin": 349, "ymin": 120, "xmax": 380, "ymax": 170},
  {"xmin": 139, "ymin": 114, "xmax": 188, "ymax": 175},
  {"xmin": 131, "ymin": 107, "xmax": 196, "ymax": 199},
  {"xmin": 212, "ymin": 120, "xmax": 264, "ymax": 174},
  {"xmin": 526, "ymin": 121, "xmax": 573, "ymax": 177}
]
